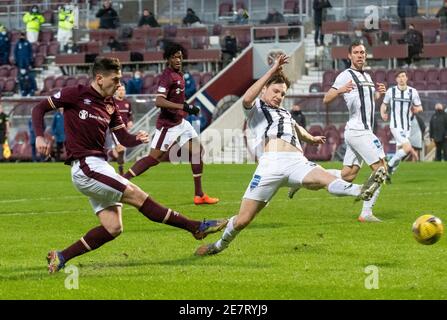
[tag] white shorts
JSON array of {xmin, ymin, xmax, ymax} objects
[
  {"xmin": 71, "ymin": 156, "xmax": 129, "ymax": 214},
  {"xmin": 243, "ymin": 152, "xmax": 320, "ymax": 203},
  {"xmin": 104, "ymin": 129, "xmax": 119, "ymax": 150},
  {"xmin": 390, "ymin": 127, "xmax": 411, "ymax": 147},
  {"xmin": 343, "ymin": 129, "xmax": 385, "ymax": 167},
  {"xmin": 151, "ymin": 119, "xmax": 198, "ymax": 152}
]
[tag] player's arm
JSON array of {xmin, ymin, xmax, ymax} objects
[
  {"xmin": 155, "ymin": 95, "xmax": 200, "ymax": 116},
  {"xmin": 380, "ymin": 102, "xmax": 389, "ymax": 121},
  {"xmin": 32, "ymin": 98, "xmax": 55, "ymax": 156},
  {"xmin": 112, "ymin": 125, "xmax": 149, "ymax": 147},
  {"xmin": 375, "ymin": 83, "xmax": 386, "ymax": 100},
  {"xmin": 294, "ymin": 123, "xmax": 326, "ymax": 145},
  {"xmin": 323, "ymin": 80, "xmax": 354, "ymax": 105},
  {"xmin": 412, "ymin": 105, "xmax": 423, "ymax": 114},
  {"xmin": 242, "ymin": 54, "xmax": 289, "ymax": 109}
]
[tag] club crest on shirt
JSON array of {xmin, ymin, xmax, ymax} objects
[
  {"xmin": 53, "ymin": 91, "xmax": 61, "ymax": 99},
  {"xmin": 79, "ymin": 110, "xmax": 88, "ymax": 120},
  {"xmin": 105, "ymin": 104, "xmax": 115, "ymax": 115}
]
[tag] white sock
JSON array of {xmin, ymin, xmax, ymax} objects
[
  {"xmin": 215, "ymin": 216, "xmax": 240, "ymax": 251},
  {"xmin": 388, "ymin": 149, "xmax": 407, "ymax": 170},
  {"xmin": 361, "ymin": 186, "xmax": 381, "ymax": 217},
  {"xmin": 326, "ymin": 169, "xmax": 342, "ymax": 179},
  {"xmin": 328, "ymin": 179, "xmax": 362, "ymax": 197}
]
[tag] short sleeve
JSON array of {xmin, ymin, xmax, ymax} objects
[
  {"xmin": 332, "ymin": 71, "xmax": 350, "ymax": 91},
  {"xmin": 383, "ymin": 88, "xmax": 392, "ymax": 105},
  {"xmin": 48, "ymin": 86, "xmax": 79, "ymax": 110},
  {"xmin": 157, "ymin": 72, "xmax": 172, "ymax": 98},
  {"xmin": 412, "ymin": 90, "xmax": 422, "ymax": 106}
]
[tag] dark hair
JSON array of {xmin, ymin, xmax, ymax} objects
[
  {"xmin": 265, "ymin": 71, "xmax": 291, "ymax": 89},
  {"xmin": 348, "ymin": 40, "xmax": 365, "ymax": 53},
  {"xmin": 163, "ymin": 42, "xmax": 188, "ymax": 60},
  {"xmin": 395, "ymin": 70, "xmax": 407, "ymax": 78},
  {"xmin": 91, "ymin": 57, "xmax": 121, "ymax": 77}
]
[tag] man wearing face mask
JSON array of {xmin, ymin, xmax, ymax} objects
[
  {"xmin": 126, "ymin": 70, "xmax": 142, "ymax": 94},
  {"xmin": 18, "ymin": 68, "xmax": 37, "ymax": 97},
  {"xmin": 429, "ymin": 103, "xmax": 447, "ymax": 161},
  {"xmin": 14, "ymin": 32, "xmax": 33, "ymax": 70},
  {"xmin": 23, "ymin": 5, "xmax": 45, "ymax": 43},
  {"xmin": 57, "ymin": 4, "xmax": 75, "ymax": 51},
  {"xmin": 0, "ymin": 24, "xmax": 10, "ymax": 65}
]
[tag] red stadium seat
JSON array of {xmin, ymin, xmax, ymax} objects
[
  {"xmin": 412, "ymin": 80, "xmax": 426, "ymax": 90},
  {"xmin": 440, "ymin": 69, "xmax": 447, "ymax": 84},
  {"xmin": 142, "ymin": 73, "xmax": 155, "ymax": 91},
  {"xmin": 65, "ymin": 76, "xmax": 77, "ymax": 87},
  {"xmin": 201, "ymin": 72, "xmax": 213, "ymax": 86},
  {"xmin": 42, "ymin": 76, "xmax": 55, "ymax": 92},
  {"xmin": 426, "ymin": 81, "xmax": 440, "ymax": 91},
  {"xmin": 0, "ymin": 78, "xmax": 5, "ymax": 93},
  {"xmin": 284, "ymin": 0, "xmax": 298, "ymax": 14},
  {"xmin": 163, "ymin": 25, "xmax": 177, "ymax": 38},
  {"xmin": 33, "ymin": 54, "xmax": 45, "ymax": 68},
  {"xmin": 322, "ymin": 70, "xmax": 336, "ymax": 87},
  {"xmin": 308, "ymin": 125, "xmax": 324, "ymax": 137},
  {"xmin": 53, "ymin": 76, "xmax": 67, "ymax": 89},
  {"xmin": 3, "ymin": 78, "xmax": 15, "ymax": 93},
  {"xmin": 374, "ymin": 70, "xmax": 387, "ymax": 83},
  {"xmin": 426, "ymin": 68, "xmax": 439, "ymax": 82},
  {"xmin": 39, "ymin": 29, "xmax": 54, "ymax": 43},
  {"xmin": 218, "ymin": 3, "xmax": 233, "ymax": 17},
  {"xmin": 76, "ymin": 75, "xmax": 89, "ymax": 86},
  {"xmin": 47, "ymin": 41, "xmax": 59, "ymax": 56},
  {"xmin": 413, "ymin": 69, "xmax": 425, "ymax": 82},
  {"xmin": 212, "ymin": 24, "xmax": 223, "ymax": 36},
  {"xmin": 0, "ymin": 65, "xmax": 9, "ymax": 77}
]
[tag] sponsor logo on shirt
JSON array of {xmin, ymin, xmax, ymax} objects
[
  {"xmin": 158, "ymin": 86, "xmax": 167, "ymax": 93},
  {"xmin": 84, "ymin": 99, "xmax": 91, "ymax": 105},
  {"xmin": 373, "ymin": 139, "xmax": 382, "ymax": 149},
  {"xmin": 53, "ymin": 91, "xmax": 61, "ymax": 99}
]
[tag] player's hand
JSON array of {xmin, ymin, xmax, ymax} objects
[
  {"xmin": 271, "ymin": 54, "xmax": 289, "ymax": 73},
  {"xmin": 339, "ymin": 80, "xmax": 354, "ymax": 94},
  {"xmin": 136, "ymin": 130, "xmax": 150, "ymax": 143},
  {"xmin": 312, "ymin": 136, "xmax": 326, "ymax": 145},
  {"xmin": 376, "ymin": 82, "xmax": 386, "ymax": 95},
  {"xmin": 183, "ymin": 102, "xmax": 200, "ymax": 115},
  {"xmin": 381, "ymin": 112, "xmax": 389, "ymax": 121},
  {"xmin": 127, "ymin": 121, "xmax": 133, "ymax": 130},
  {"xmin": 36, "ymin": 136, "xmax": 51, "ymax": 156}
]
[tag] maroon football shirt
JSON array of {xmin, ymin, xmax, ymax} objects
[
  {"xmin": 47, "ymin": 84, "xmax": 126, "ymax": 162},
  {"xmin": 115, "ymin": 98, "xmax": 133, "ymax": 126},
  {"xmin": 156, "ymin": 67, "xmax": 187, "ymax": 129}
]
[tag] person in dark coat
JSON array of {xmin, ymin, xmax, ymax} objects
[
  {"xmin": 403, "ymin": 23, "xmax": 423, "ymax": 67},
  {"xmin": 14, "ymin": 32, "xmax": 33, "ymax": 69},
  {"xmin": 51, "ymin": 107, "xmax": 65, "ymax": 162},
  {"xmin": 436, "ymin": 1, "xmax": 447, "ymax": 28},
  {"xmin": 398, "ymin": 0, "xmax": 418, "ymax": 30},
  {"xmin": 138, "ymin": 9, "xmax": 160, "ymax": 28},
  {"xmin": 313, "ymin": 0, "xmax": 332, "ymax": 46},
  {"xmin": 0, "ymin": 26, "xmax": 10, "ymax": 65},
  {"xmin": 18, "ymin": 68, "xmax": 37, "ymax": 96},
  {"xmin": 182, "ymin": 8, "xmax": 201, "ymax": 26},
  {"xmin": 430, "ymin": 103, "xmax": 447, "ymax": 161},
  {"xmin": 96, "ymin": 0, "xmax": 119, "ymax": 29}
]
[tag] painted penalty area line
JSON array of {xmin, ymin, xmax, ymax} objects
[{"xmin": 0, "ymin": 195, "xmax": 84, "ymax": 203}]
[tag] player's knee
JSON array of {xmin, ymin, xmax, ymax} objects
[{"xmin": 106, "ymin": 223, "xmax": 123, "ymax": 237}]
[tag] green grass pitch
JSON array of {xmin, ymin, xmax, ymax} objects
[{"xmin": 0, "ymin": 161, "xmax": 446, "ymax": 299}]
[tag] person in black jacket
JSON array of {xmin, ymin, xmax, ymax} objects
[
  {"xmin": 429, "ymin": 103, "xmax": 447, "ymax": 161},
  {"xmin": 138, "ymin": 9, "xmax": 160, "ymax": 28},
  {"xmin": 96, "ymin": 0, "xmax": 119, "ymax": 29},
  {"xmin": 398, "ymin": 0, "xmax": 418, "ymax": 30},
  {"xmin": 313, "ymin": 0, "xmax": 332, "ymax": 46},
  {"xmin": 436, "ymin": 1, "xmax": 447, "ymax": 28},
  {"xmin": 183, "ymin": 8, "xmax": 201, "ymax": 26},
  {"xmin": 403, "ymin": 23, "xmax": 423, "ymax": 67}
]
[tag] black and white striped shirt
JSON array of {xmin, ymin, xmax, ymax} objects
[
  {"xmin": 383, "ymin": 85, "xmax": 421, "ymax": 131},
  {"xmin": 244, "ymin": 98, "xmax": 301, "ymax": 152},
  {"xmin": 332, "ymin": 68, "xmax": 376, "ymax": 131}
]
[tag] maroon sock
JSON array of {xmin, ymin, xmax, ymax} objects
[
  {"xmin": 60, "ymin": 226, "xmax": 115, "ymax": 263},
  {"xmin": 123, "ymin": 155, "xmax": 159, "ymax": 180},
  {"xmin": 191, "ymin": 161, "xmax": 204, "ymax": 197},
  {"xmin": 138, "ymin": 197, "xmax": 201, "ymax": 233}
]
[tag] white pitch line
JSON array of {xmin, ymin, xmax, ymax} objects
[
  {"xmin": 0, "ymin": 210, "xmax": 83, "ymax": 217},
  {"xmin": 0, "ymin": 195, "xmax": 84, "ymax": 204}
]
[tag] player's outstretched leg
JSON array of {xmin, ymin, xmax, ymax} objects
[
  {"xmin": 358, "ymin": 187, "xmax": 382, "ymax": 222},
  {"xmin": 356, "ymin": 166, "xmax": 387, "ymax": 202},
  {"xmin": 195, "ymin": 216, "xmax": 239, "ymax": 256}
]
